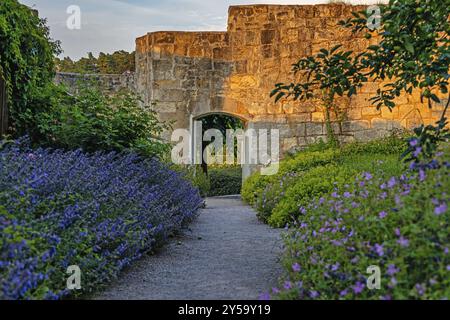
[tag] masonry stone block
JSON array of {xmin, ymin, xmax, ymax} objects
[{"xmin": 306, "ymin": 122, "xmax": 324, "ymax": 135}]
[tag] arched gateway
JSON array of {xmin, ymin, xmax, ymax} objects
[
  {"xmin": 135, "ymin": 3, "xmax": 446, "ymax": 163},
  {"xmin": 56, "ymin": 4, "xmax": 449, "ymax": 176}
]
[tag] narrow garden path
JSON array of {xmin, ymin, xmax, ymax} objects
[{"xmin": 97, "ymin": 196, "xmax": 283, "ymax": 300}]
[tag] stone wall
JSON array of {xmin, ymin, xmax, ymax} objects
[
  {"xmin": 55, "ymin": 72, "xmax": 136, "ymax": 94},
  {"xmin": 135, "ymin": 3, "xmax": 447, "ymax": 154}
]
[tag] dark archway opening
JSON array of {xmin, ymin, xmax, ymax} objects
[{"xmin": 195, "ymin": 113, "xmax": 245, "ymax": 196}]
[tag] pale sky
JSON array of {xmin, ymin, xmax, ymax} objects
[{"xmin": 19, "ymin": 0, "xmax": 386, "ymax": 60}]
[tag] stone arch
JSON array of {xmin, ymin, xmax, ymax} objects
[
  {"xmin": 192, "ymin": 111, "xmax": 250, "ymax": 125},
  {"xmin": 190, "ymin": 111, "xmax": 253, "ymax": 180}
]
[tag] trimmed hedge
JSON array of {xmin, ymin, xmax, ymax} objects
[
  {"xmin": 208, "ymin": 166, "xmax": 242, "ymax": 197},
  {"xmin": 242, "ymin": 136, "xmax": 407, "ymax": 227}
]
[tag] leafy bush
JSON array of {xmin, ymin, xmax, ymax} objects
[
  {"xmin": 242, "ymin": 148, "xmax": 340, "ymax": 207},
  {"xmin": 270, "ymin": 150, "xmax": 449, "ymax": 300},
  {"xmin": 243, "ymin": 137, "xmax": 407, "ymax": 227},
  {"xmin": 35, "ymin": 84, "xmax": 170, "ymax": 159},
  {"xmin": 208, "ymin": 166, "xmax": 242, "ymax": 197},
  {"xmin": 172, "ymin": 165, "xmax": 210, "ymax": 198},
  {"xmin": 268, "ymin": 154, "xmax": 403, "ymax": 227},
  {"xmin": 0, "ymin": 139, "xmax": 203, "ymax": 299},
  {"xmin": 0, "ymin": 0, "xmax": 60, "ymax": 136}
]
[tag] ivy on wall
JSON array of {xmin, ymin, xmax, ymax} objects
[{"xmin": 0, "ymin": 0, "xmax": 60, "ymax": 136}]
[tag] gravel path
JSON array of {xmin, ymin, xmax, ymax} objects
[{"xmin": 97, "ymin": 196, "xmax": 283, "ymax": 300}]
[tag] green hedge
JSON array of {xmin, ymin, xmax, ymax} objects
[
  {"xmin": 208, "ymin": 166, "xmax": 242, "ymax": 197},
  {"xmin": 274, "ymin": 148, "xmax": 449, "ymax": 299},
  {"xmin": 242, "ymin": 136, "xmax": 407, "ymax": 227}
]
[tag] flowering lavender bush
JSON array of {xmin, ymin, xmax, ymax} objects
[
  {"xmin": 0, "ymin": 139, "xmax": 203, "ymax": 300},
  {"xmin": 268, "ymin": 148, "xmax": 449, "ymax": 300}
]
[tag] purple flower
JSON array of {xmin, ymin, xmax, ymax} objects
[
  {"xmin": 394, "ymin": 228, "xmax": 401, "ymax": 237},
  {"xmin": 409, "ymin": 138, "xmax": 418, "ymax": 147},
  {"xmin": 259, "ymin": 292, "xmax": 271, "ymax": 301},
  {"xmin": 331, "ymin": 263, "xmax": 340, "ymax": 271},
  {"xmin": 343, "ymin": 192, "xmax": 352, "ymax": 198},
  {"xmin": 413, "ymin": 147, "xmax": 422, "ymax": 158},
  {"xmin": 272, "ymin": 287, "xmax": 280, "ymax": 294},
  {"xmin": 379, "ymin": 211, "xmax": 388, "ymax": 219},
  {"xmin": 309, "ymin": 290, "xmax": 319, "ymax": 299},
  {"xmin": 284, "ymin": 281, "xmax": 293, "ymax": 290},
  {"xmin": 363, "ymin": 172, "xmax": 373, "ymax": 181},
  {"xmin": 340, "ymin": 289, "xmax": 348, "ymax": 297},
  {"xmin": 387, "ymin": 264, "xmax": 399, "ymax": 276},
  {"xmin": 434, "ymin": 203, "xmax": 447, "ymax": 216},
  {"xmin": 397, "ymin": 236, "xmax": 410, "ymax": 247},
  {"xmin": 388, "ymin": 177, "xmax": 397, "ymax": 188},
  {"xmin": 292, "ymin": 263, "xmax": 301, "ymax": 273},
  {"xmin": 419, "ymin": 169, "xmax": 426, "ymax": 182},
  {"xmin": 374, "ymin": 244, "xmax": 384, "ymax": 257},
  {"xmin": 415, "ymin": 283, "xmax": 425, "ymax": 296},
  {"xmin": 353, "ymin": 282, "xmax": 365, "ymax": 294}
]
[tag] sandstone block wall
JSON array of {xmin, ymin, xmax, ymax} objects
[{"xmin": 134, "ymin": 4, "xmax": 447, "ymax": 154}]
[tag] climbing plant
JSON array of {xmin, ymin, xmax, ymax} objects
[
  {"xmin": 0, "ymin": 0, "xmax": 61, "ymax": 136},
  {"xmin": 340, "ymin": 0, "xmax": 450, "ymax": 160},
  {"xmin": 271, "ymin": 45, "xmax": 367, "ymax": 146}
]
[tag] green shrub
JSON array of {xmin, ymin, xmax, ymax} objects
[
  {"xmin": 268, "ymin": 155, "xmax": 403, "ymax": 227},
  {"xmin": 0, "ymin": 0, "xmax": 60, "ymax": 137},
  {"xmin": 36, "ymin": 83, "xmax": 171, "ymax": 159},
  {"xmin": 172, "ymin": 165, "xmax": 210, "ymax": 198},
  {"xmin": 274, "ymin": 150, "xmax": 449, "ymax": 300},
  {"xmin": 242, "ymin": 137, "xmax": 407, "ymax": 227},
  {"xmin": 241, "ymin": 172, "xmax": 270, "ymax": 206},
  {"xmin": 208, "ymin": 166, "xmax": 242, "ymax": 196},
  {"xmin": 242, "ymin": 148, "xmax": 339, "ymax": 207}
]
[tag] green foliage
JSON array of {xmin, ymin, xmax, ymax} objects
[
  {"xmin": 172, "ymin": 165, "xmax": 211, "ymax": 198},
  {"xmin": 0, "ymin": 0, "xmax": 60, "ymax": 135},
  {"xmin": 174, "ymin": 165, "xmax": 242, "ymax": 197},
  {"xmin": 341, "ymin": 0, "xmax": 449, "ymax": 111},
  {"xmin": 276, "ymin": 150, "xmax": 449, "ymax": 300},
  {"xmin": 269, "ymin": 155, "xmax": 403, "ymax": 227},
  {"xmin": 36, "ymin": 83, "xmax": 171, "ymax": 159},
  {"xmin": 56, "ymin": 51, "xmax": 135, "ymax": 74},
  {"xmin": 403, "ymin": 124, "xmax": 450, "ymax": 164},
  {"xmin": 208, "ymin": 166, "xmax": 242, "ymax": 197},
  {"xmin": 242, "ymin": 137, "xmax": 407, "ymax": 227},
  {"xmin": 241, "ymin": 171, "xmax": 269, "ymax": 206},
  {"xmin": 340, "ymin": 0, "xmax": 450, "ymax": 159}
]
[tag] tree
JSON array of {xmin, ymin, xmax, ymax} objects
[
  {"xmin": 340, "ymin": 0, "xmax": 450, "ymax": 160},
  {"xmin": 56, "ymin": 51, "xmax": 136, "ymax": 74},
  {"xmin": 271, "ymin": 45, "xmax": 367, "ymax": 146},
  {"xmin": 0, "ymin": 0, "xmax": 61, "ymax": 136}
]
